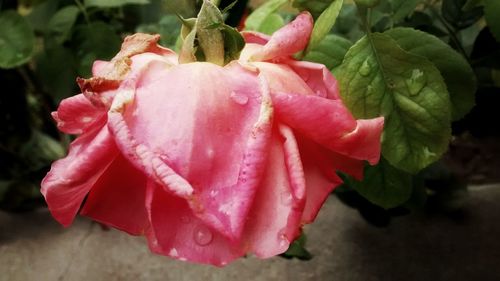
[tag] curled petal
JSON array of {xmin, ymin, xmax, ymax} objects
[
  {"xmin": 271, "ymin": 92, "xmax": 384, "ymax": 164},
  {"xmin": 297, "ymin": 136, "xmax": 364, "ymax": 223},
  {"xmin": 80, "ymin": 154, "xmax": 149, "ymax": 236},
  {"xmin": 287, "ymin": 60, "xmax": 341, "ymax": 99},
  {"xmin": 41, "ymin": 121, "xmax": 118, "ymax": 226},
  {"xmin": 250, "ymin": 12, "xmax": 313, "ymax": 61},
  {"xmin": 51, "ymin": 94, "xmax": 105, "ymax": 135},
  {"xmin": 78, "ymin": 33, "xmax": 178, "ymax": 109},
  {"xmin": 243, "ymin": 128, "xmax": 305, "ymax": 258},
  {"xmin": 107, "ymin": 66, "xmax": 194, "ymax": 198}
]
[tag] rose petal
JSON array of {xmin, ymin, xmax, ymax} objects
[
  {"xmin": 297, "ymin": 136, "xmax": 364, "ymax": 223},
  {"xmin": 80, "ymin": 153, "xmax": 149, "ymax": 235},
  {"xmin": 252, "ymin": 62, "xmax": 315, "ymax": 95},
  {"xmin": 243, "ymin": 128, "xmax": 305, "ymax": 258},
  {"xmin": 51, "ymin": 94, "xmax": 105, "ymax": 135},
  {"xmin": 242, "ymin": 31, "xmax": 270, "ymax": 45},
  {"xmin": 110, "ymin": 61, "xmax": 269, "ymax": 241},
  {"xmin": 41, "ymin": 121, "xmax": 118, "ymax": 226},
  {"xmin": 145, "ymin": 181, "xmax": 244, "ymax": 266},
  {"xmin": 194, "ymin": 69, "xmax": 274, "ymax": 241},
  {"xmin": 271, "ymin": 92, "xmax": 384, "ymax": 164},
  {"xmin": 287, "ymin": 60, "xmax": 341, "ymax": 99},
  {"xmin": 250, "ymin": 12, "xmax": 313, "ymax": 61}
]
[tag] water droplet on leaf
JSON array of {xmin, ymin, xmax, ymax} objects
[
  {"xmin": 359, "ymin": 60, "xmax": 372, "ymax": 77},
  {"xmin": 406, "ymin": 69, "xmax": 426, "ymax": 96},
  {"xmin": 193, "ymin": 225, "xmax": 213, "ymax": 246},
  {"xmin": 230, "ymin": 91, "xmax": 249, "ymax": 105}
]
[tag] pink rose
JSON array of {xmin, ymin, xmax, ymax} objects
[{"xmin": 41, "ymin": 12, "xmax": 383, "ymax": 266}]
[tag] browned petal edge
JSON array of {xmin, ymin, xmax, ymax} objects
[{"xmin": 77, "ymin": 33, "xmax": 163, "ymax": 107}]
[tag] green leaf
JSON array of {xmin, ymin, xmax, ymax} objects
[
  {"xmin": 221, "ymin": 24, "xmax": 245, "ymax": 64},
  {"xmin": 442, "ymin": 0, "xmax": 483, "ymax": 29},
  {"xmin": 36, "ymin": 45, "xmax": 78, "ymax": 102},
  {"xmin": 245, "ymin": 0, "xmax": 288, "ymax": 31},
  {"xmin": 306, "ymin": 0, "xmax": 343, "ymax": 54},
  {"xmin": 332, "ymin": 3, "xmax": 365, "ymax": 41},
  {"xmin": 303, "ymin": 34, "xmax": 352, "ymax": 70},
  {"xmin": 354, "ymin": 0, "xmax": 380, "ymax": 8},
  {"xmin": 370, "ymin": 0, "xmax": 421, "ymax": 29},
  {"xmin": 163, "ymin": 0, "xmax": 198, "ymax": 18},
  {"xmin": 0, "ymin": 11, "xmax": 35, "ymax": 69},
  {"xmin": 385, "ymin": 27, "xmax": 476, "ymax": 120},
  {"xmin": 26, "ymin": 0, "xmax": 59, "ymax": 33},
  {"xmin": 256, "ymin": 13, "xmax": 285, "ymax": 35},
  {"xmin": 136, "ymin": 15, "xmax": 181, "ymax": 49},
  {"xmin": 84, "ymin": 0, "xmax": 150, "ymax": 8},
  {"xmin": 46, "ymin": 5, "xmax": 80, "ymax": 45},
  {"xmin": 20, "ymin": 130, "xmax": 66, "ymax": 171},
  {"xmin": 484, "ymin": 0, "xmax": 500, "ymax": 42},
  {"xmin": 293, "ymin": 0, "xmax": 333, "ymax": 19},
  {"xmin": 280, "ymin": 233, "xmax": 312, "ymax": 260},
  {"xmin": 196, "ymin": 0, "xmax": 225, "ymax": 65},
  {"xmin": 351, "ymin": 159, "xmax": 413, "ymax": 209},
  {"xmin": 73, "ymin": 21, "xmax": 121, "ymax": 77},
  {"xmin": 388, "ymin": 0, "xmax": 421, "ymax": 23},
  {"xmin": 338, "ymin": 33, "xmax": 451, "ymax": 173}
]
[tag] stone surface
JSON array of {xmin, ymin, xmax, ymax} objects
[{"xmin": 1, "ymin": 184, "xmax": 500, "ymax": 281}]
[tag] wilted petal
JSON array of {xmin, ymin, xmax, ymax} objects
[
  {"xmin": 41, "ymin": 122, "xmax": 118, "ymax": 226},
  {"xmin": 272, "ymin": 92, "xmax": 384, "ymax": 164},
  {"xmin": 250, "ymin": 12, "xmax": 313, "ymax": 61},
  {"xmin": 146, "ymin": 181, "xmax": 244, "ymax": 266},
  {"xmin": 80, "ymin": 154, "xmax": 149, "ymax": 235},
  {"xmin": 92, "ymin": 60, "xmax": 110, "ymax": 76},
  {"xmin": 79, "ymin": 33, "xmax": 178, "ymax": 109},
  {"xmin": 51, "ymin": 94, "xmax": 105, "ymax": 135}
]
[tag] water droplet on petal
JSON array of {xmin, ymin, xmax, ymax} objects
[
  {"xmin": 280, "ymin": 191, "xmax": 293, "ymax": 206},
  {"xmin": 230, "ymin": 91, "xmax": 249, "ymax": 105},
  {"xmin": 193, "ymin": 225, "xmax": 213, "ymax": 246},
  {"xmin": 277, "ymin": 230, "xmax": 290, "ymax": 248},
  {"xmin": 406, "ymin": 69, "xmax": 426, "ymax": 96},
  {"xmin": 169, "ymin": 248, "xmax": 179, "ymax": 257},
  {"xmin": 359, "ymin": 60, "xmax": 372, "ymax": 77}
]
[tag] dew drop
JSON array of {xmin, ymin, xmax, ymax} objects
[
  {"xmin": 406, "ymin": 69, "xmax": 426, "ymax": 96},
  {"xmin": 193, "ymin": 225, "xmax": 213, "ymax": 246},
  {"xmin": 277, "ymin": 230, "xmax": 289, "ymax": 248},
  {"xmin": 280, "ymin": 191, "xmax": 293, "ymax": 206},
  {"xmin": 359, "ymin": 60, "xmax": 372, "ymax": 77},
  {"xmin": 230, "ymin": 91, "xmax": 249, "ymax": 105}
]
